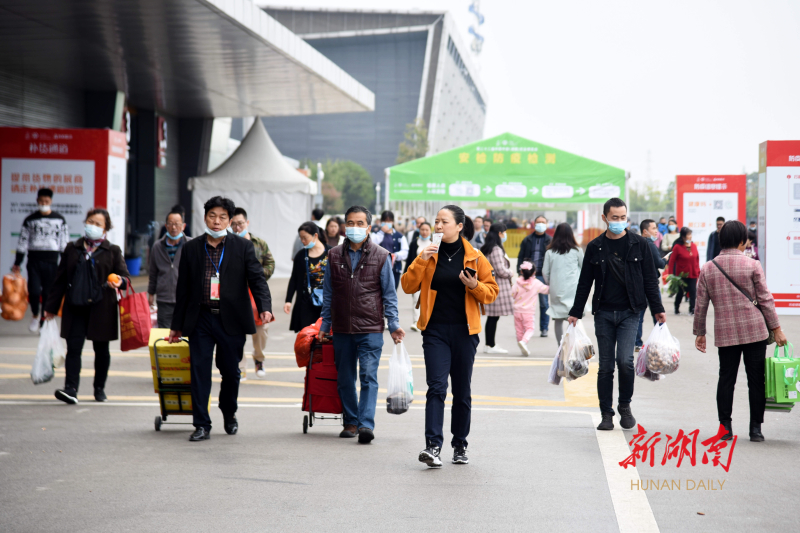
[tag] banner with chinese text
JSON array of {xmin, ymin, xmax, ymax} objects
[
  {"xmin": 0, "ymin": 127, "xmax": 127, "ymax": 275},
  {"xmin": 387, "ymin": 133, "xmax": 626, "ymax": 206}
]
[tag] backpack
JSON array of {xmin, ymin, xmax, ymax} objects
[{"xmin": 68, "ymin": 248, "xmax": 104, "ymax": 306}]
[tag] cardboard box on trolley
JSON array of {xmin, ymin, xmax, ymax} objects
[{"xmin": 149, "ymin": 328, "xmax": 191, "ymax": 393}]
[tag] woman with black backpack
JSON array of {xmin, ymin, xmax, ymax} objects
[{"xmin": 44, "ymin": 208, "xmax": 129, "ymax": 404}]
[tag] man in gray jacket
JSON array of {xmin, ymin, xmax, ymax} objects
[{"xmin": 149, "ymin": 206, "xmax": 190, "ymax": 328}]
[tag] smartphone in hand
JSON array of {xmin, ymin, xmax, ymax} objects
[{"xmin": 463, "ymin": 267, "xmax": 477, "ymax": 278}]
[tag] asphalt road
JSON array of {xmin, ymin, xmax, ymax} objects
[{"xmin": 0, "ymin": 276, "xmax": 798, "ymax": 532}]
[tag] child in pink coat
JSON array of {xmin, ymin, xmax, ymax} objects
[{"xmin": 512, "ymin": 260, "xmax": 550, "ymax": 356}]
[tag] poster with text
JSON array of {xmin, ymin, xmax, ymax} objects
[
  {"xmin": 759, "ymin": 140, "xmax": 800, "ymax": 315},
  {"xmin": 676, "ymin": 175, "xmax": 746, "ymax": 267},
  {"xmin": 0, "ymin": 128, "xmax": 127, "ymax": 275}
]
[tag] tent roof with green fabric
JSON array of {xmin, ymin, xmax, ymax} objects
[{"xmin": 387, "ymin": 133, "xmax": 626, "ymax": 208}]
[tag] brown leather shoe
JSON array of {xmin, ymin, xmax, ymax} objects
[{"xmin": 339, "ymin": 424, "xmax": 357, "ymax": 438}]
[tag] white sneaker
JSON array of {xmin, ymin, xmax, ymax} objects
[
  {"xmin": 484, "ymin": 345, "xmax": 508, "ymax": 354},
  {"xmin": 28, "ymin": 317, "xmax": 40, "ymax": 333},
  {"xmin": 518, "ymin": 340, "xmax": 531, "ymax": 357},
  {"xmin": 410, "ymin": 323, "xmax": 420, "ymax": 332}
]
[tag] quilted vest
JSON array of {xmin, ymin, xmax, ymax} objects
[{"xmin": 328, "ymin": 236, "xmax": 389, "ymax": 334}]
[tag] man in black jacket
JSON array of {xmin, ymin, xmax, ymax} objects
[
  {"xmin": 517, "ymin": 215, "xmax": 552, "ymax": 336},
  {"xmin": 706, "ymin": 216, "xmax": 725, "ymax": 261},
  {"xmin": 169, "ymin": 196, "xmax": 272, "ymax": 442},
  {"xmin": 568, "ymin": 199, "xmax": 666, "ymax": 432}
]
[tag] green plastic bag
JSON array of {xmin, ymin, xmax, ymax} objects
[{"xmin": 766, "ymin": 343, "xmax": 798, "ymax": 405}]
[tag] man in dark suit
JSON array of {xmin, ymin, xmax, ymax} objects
[{"xmin": 169, "ymin": 196, "xmax": 272, "ymax": 442}]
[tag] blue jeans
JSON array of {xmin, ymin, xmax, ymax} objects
[
  {"xmin": 536, "ymin": 275, "xmax": 550, "ymax": 332},
  {"xmin": 594, "ymin": 309, "xmax": 639, "ymax": 415},
  {"xmin": 333, "ymin": 332, "xmax": 384, "ymax": 430}
]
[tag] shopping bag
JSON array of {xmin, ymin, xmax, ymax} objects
[
  {"xmin": 31, "ymin": 320, "xmax": 63, "ymax": 384},
  {"xmin": 766, "ymin": 343, "xmax": 799, "ymax": 404},
  {"xmin": 1, "ymin": 273, "xmax": 28, "ymax": 321},
  {"xmin": 294, "ymin": 318, "xmax": 323, "ymax": 368},
  {"xmin": 118, "ymin": 282, "xmax": 151, "ymax": 351},
  {"xmin": 550, "ymin": 322, "xmax": 594, "ymax": 384},
  {"xmin": 386, "ymin": 341, "xmax": 414, "ymax": 414},
  {"xmin": 249, "ymin": 290, "xmax": 263, "ymax": 326},
  {"xmin": 640, "ymin": 322, "xmax": 680, "ymax": 375}
]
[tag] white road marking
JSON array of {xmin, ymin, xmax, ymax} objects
[
  {"xmin": 591, "ymin": 414, "xmax": 659, "ymax": 533},
  {"xmin": 75, "ymin": 408, "xmax": 89, "ymax": 414}
]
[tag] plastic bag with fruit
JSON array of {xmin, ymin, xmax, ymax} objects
[
  {"xmin": 641, "ymin": 322, "xmax": 680, "ymax": 376},
  {"xmin": 1, "ymin": 273, "xmax": 29, "ymax": 321}
]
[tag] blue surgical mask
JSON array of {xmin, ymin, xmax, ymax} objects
[
  {"xmin": 420, "ymin": 235, "xmax": 431, "ymax": 241},
  {"xmin": 501, "ymin": 233, "xmax": 508, "ymax": 243},
  {"xmin": 346, "ymin": 227, "xmax": 367, "ymax": 243},
  {"xmin": 648, "ymin": 234, "xmax": 658, "ymax": 242},
  {"xmin": 381, "ymin": 222, "xmax": 392, "ymax": 229},
  {"xmin": 205, "ymin": 226, "xmax": 227, "ymax": 239},
  {"xmin": 303, "ymin": 235, "xmax": 317, "ymax": 249},
  {"xmin": 168, "ymin": 232, "xmax": 184, "ymax": 241},
  {"xmin": 607, "ymin": 221, "xmax": 627, "ymax": 235},
  {"xmin": 534, "ymin": 223, "xmax": 546, "ymax": 233},
  {"xmin": 84, "ymin": 224, "xmax": 104, "ymax": 241},
  {"xmin": 236, "ymin": 230, "xmax": 248, "ymax": 238},
  {"xmin": 668, "ymin": 224, "xmax": 677, "ymax": 232}
]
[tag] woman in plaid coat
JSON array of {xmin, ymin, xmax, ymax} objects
[
  {"xmin": 481, "ymin": 223, "xmax": 514, "ymax": 353},
  {"xmin": 693, "ymin": 221, "xmax": 787, "ymax": 443}
]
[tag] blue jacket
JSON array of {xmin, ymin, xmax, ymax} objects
[{"xmin": 648, "ymin": 239, "xmax": 667, "ymax": 270}]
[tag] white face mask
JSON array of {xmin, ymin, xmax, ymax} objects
[
  {"xmin": 38, "ymin": 204, "xmax": 51, "ymax": 214},
  {"xmin": 205, "ymin": 226, "xmax": 227, "ymax": 239}
]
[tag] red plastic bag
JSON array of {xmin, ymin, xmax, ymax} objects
[
  {"xmin": 118, "ymin": 282, "xmax": 151, "ymax": 351},
  {"xmin": 250, "ymin": 290, "xmax": 263, "ymax": 326},
  {"xmin": 295, "ymin": 318, "xmax": 323, "ymax": 368}
]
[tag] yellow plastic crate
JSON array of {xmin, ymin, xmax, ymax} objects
[{"xmin": 149, "ymin": 328, "xmax": 191, "ymax": 392}]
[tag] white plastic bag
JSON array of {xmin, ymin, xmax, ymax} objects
[
  {"xmin": 636, "ymin": 323, "xmax": 679, "ymax": 380},
  {"xmin": 549, "ymin": 321, "xmax": 595, "ymax": 384},
  {"xmin": 386, "ymin": 341, "xmax": 414, "ymax": 414},
  {"xmin": 31, "ymin": 320, "xmax": 64, "ymax": 384}
]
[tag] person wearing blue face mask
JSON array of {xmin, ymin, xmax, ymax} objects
[
  {"xmin": 661, "ymin": 219, "xmax": 680, "ymax": 256},
  {"xmin": 148, "ymin": 206, "xmax": 190, "ymax": 329},
  {"xmin": 168, "ymin": 196, "xmax": 273, "ymax": 442},
  {"xmin": 371, "ymin": 210, "xmax": 409, "ymax": 289},
  {"xmin": 517, "ymin": 215, "xmax": 552, "ymax": 337},
  {"xmin": 320, "ymin": 205, "xmax": 404, "ymax": 444},
  {"xmin": 568, "ymin": 198, "xmax": 666, "ymax": 432},
  {"xmin": 285, "ymin": 221, "xmax": 328, "ymax": 334}
]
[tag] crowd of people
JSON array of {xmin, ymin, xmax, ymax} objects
[{"xmin": 11, "ymin": 187, "xmax": 788, "ymax": 464}]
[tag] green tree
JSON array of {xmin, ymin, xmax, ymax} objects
[
  {"xmin": 746, "ymin": 172, "xmax": 758, "ymax": 222},
  {"xmin": 396, "ymin": 118, "xmax": 429, "ymax": 164},
  {"xmin": 301, "ymin": 159, "xmax": 375, "ymax": 213},
  {"xmin": 628, "ymin": 181, "xmax": 674, "ymax": 212}
]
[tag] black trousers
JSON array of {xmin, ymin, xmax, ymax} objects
[
  {"xmin": 27, "ymin": 258, "xmax": 58, "ymax": 317},
  {"xmin": 64, "ymin": 306, "xmax": 111, "ymax": 393},
  {"xmin": 484, "ymin": 316, "xmax": 500, "ymax": 347},
  {"xmin": 188, "ymin": 310, "xmax": 246, "ymax": 430},
  {"xmin": 422, "ymin": 322, "xmax": 479, "ymax": 448},
  {"xmin": 675, "ymin": 277, "xmax": 697, "ymax": 313},
  {"xmin": 717, "ymin": 340, "xmax": 767, "ymax": 425}
]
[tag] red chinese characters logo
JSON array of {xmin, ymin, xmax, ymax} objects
[{"xmin": 619, "ymin": 424, "xmax": 736, "ymax": 472}]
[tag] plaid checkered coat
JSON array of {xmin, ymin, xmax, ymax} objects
[
  {"xmin": 485, "ymin": 245, "xmax": 514, "ymax": 316},
  {"xmin": 693, "ymin": 249, "xmax": 780, "ymax": 347}
]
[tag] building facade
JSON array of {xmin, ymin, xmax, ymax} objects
[{"xmin": 258, "ymin": 8, "xmax": 488, "ymax": 183}]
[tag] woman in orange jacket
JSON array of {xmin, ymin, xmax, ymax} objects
[{"xmin": 401, "ymin": 205, "xmax": 499, "ymax": 468}]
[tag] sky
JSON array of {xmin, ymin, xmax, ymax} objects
[{"xmin": 259, "ymin": 0, "xmax": 800, "ymax": 190}]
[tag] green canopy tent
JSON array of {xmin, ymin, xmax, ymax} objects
[{"xmin": 385, "ymin": 133, "xmax": 626, "ymax": 211}]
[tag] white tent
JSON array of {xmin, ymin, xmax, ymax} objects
[{"xmin": 189, "ymin": 119, "xmax": 317, "ymax": 278}]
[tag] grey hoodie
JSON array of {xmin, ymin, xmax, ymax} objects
[{"xmin": 148, "ymin": 234, "xmax": 189, "ymax": 303}]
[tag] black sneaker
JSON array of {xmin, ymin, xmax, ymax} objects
[
  {"xmin": 55, "ymin": 389, "xmax": 78, "ymax": 405},
  {"xmin": 596, "ymin": 413, "xmax": 614, "ymax": 430},
  {"xmin": 419, "ymin": 446, "xmax": 442, "ymax": 468},
  {"xmin": 617, "ymin": 404, "xmax": 636, "ymax": 429},
  {"xmin": 94, "ymin": 388, "xmax": 107, "ymax": 402},
  {"xmin": 357, "ymin": 427, "xmax": 374, "ymax": 444},
  {"xmin": 720, "ymin": 422, "xmax": 733, "ymax": 441},
  {"xmin": 452, "ymin": 446, "xmax": 469, "ymax": 464}
]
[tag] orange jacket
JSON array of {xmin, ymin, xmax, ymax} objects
[{"xmin": 400, "ymin": 237, "xmax": 499, "ymax": 335}]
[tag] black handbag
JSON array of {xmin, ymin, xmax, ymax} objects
[
  {"xmin": 68, "ymin": 249, "xmax": 104, "ymax": 307},
  {"xmin": 710, "ymin": 259, "xmax": 775, "ymax": 344}
]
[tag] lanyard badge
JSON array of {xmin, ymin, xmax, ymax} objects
[{"xmin": 205, "ymin": 242, "xmax": 225, "ymax": 302}]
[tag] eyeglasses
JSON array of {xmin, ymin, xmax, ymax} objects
[
  {"xmin": 230, "ymin": 222, "xmax": 247, "ymax": 229},
  {"xmin": 165, "ymin": 222, "xmax": 183, "ymax": 228}
]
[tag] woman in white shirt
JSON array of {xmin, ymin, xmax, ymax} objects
[
  {"xmin": 404, "ymin": 222, "xmax": 432, "ymax": 331},
  {"xmin": 325, "ymin": 218, "xmax": 345, "ymax": 246}
]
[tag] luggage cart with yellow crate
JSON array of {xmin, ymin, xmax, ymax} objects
[{"xmin": 149, "ymin": 328, "xmax": 194, "ymax": 431}]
